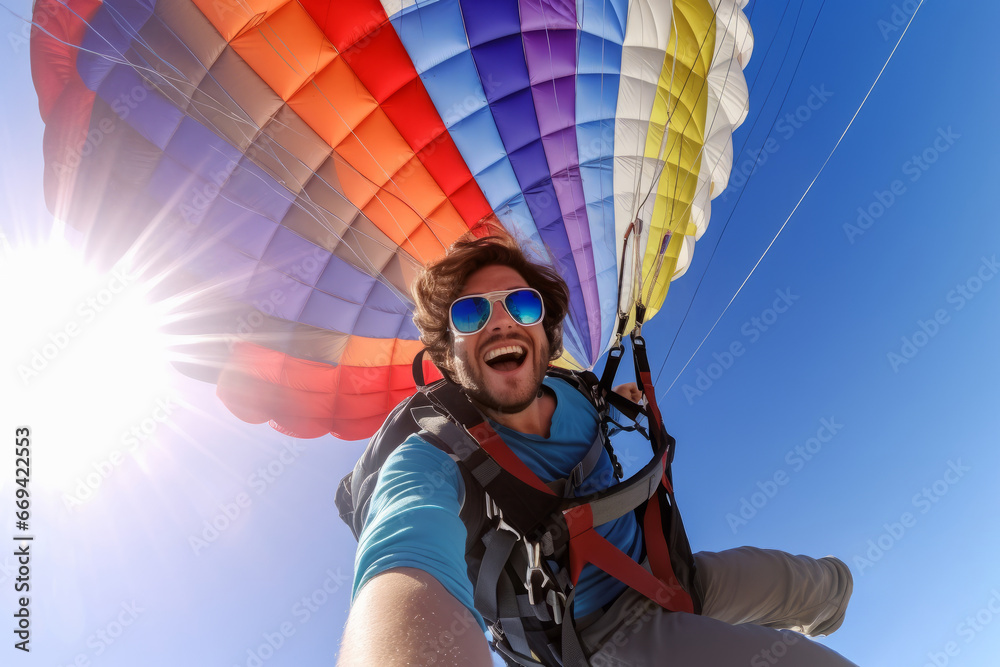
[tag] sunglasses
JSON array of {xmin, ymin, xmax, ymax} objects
[{"xmin": 449, "ymin": 288, "xmax": 545, "ymax": 335}]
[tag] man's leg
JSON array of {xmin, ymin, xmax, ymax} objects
[
  {"xmin": 580, "ymin": 587, "xmax": 859, "ymax": 667},
  {"xmin": 695, "ymin": 547, "xmax": 853, "ymax": 636}
]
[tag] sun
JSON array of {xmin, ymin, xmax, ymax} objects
[{"xmin": 1, "ymin": 230, "xmax": 177, "ymax": 494}]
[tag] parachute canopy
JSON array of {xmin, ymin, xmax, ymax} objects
[{"xmin": 31, "ymin": 0, "xmax": 753, "ymax": 440}]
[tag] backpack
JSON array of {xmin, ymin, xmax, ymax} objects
[{"xmin": 335, "ymin": 343, "xmax": 702, "ymax": 666}]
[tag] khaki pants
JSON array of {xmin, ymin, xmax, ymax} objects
[{"xmin": 580, "ymin": 547, "xmax": 858, "ymax": 666}]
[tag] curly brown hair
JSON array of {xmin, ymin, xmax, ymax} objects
[{"xmin": 412, "ymin": 227, "xmax": 570, "ymax": 375}]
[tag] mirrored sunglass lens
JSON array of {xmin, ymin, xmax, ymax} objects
[
  {"xmin": 451, "ymin": 297, "xmax": 491, "ymax": 333},
  {"xmin": 505, "ymin": 290, "xmax": 543, "ymax": 325}
]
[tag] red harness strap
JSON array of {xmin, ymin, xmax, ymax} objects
[
  {"xmin": 642, "ymin": 475, "xmax": 693, "ymax": 611},
  {"xmin": 634, "ymin": 367, "xmax": 695, "ymax": 612},
  {"xmin": 466, "ymin": 401, "xmax": 694, "ymax": 614},
  {"xmin": 564, "ymin": 504, "xmax": 694, "ymax": 613},
  {"xmin": 468, "ymin": 422, "xmax": 556, "ymax": 496},
  {"xmin": 638, "ymin": 370, "xmax": 663, "ymax": 427}
]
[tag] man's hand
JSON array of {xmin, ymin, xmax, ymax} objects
[{"xmin": 613, "ymin": 382, "xmax": 643, "ymax": 403}]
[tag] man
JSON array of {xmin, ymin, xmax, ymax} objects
[{"xmin": 339, "ymin": 231, "xmax": 857, "ymax": 666}]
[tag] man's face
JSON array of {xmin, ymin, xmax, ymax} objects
[{"xmin": 449, "ymin": 264, "xmax": 550, "ymax": 413}]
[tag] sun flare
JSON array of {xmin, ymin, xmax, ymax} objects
[{"xmin": 2, "ymin": 233, "xmax": 177, "ymax": 494}]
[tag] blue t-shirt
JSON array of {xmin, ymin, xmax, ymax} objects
[{"xmin": 351, "ymin": 376, "xmax": 643, "ymax": 630}]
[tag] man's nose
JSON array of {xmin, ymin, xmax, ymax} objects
[{"xmin": 487, "ymin": 300, "xmax": 515, "ymax": 330}]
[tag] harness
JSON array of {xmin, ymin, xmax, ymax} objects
[{"xmin": 336, "ymin": 332, "xmax": 702, "ymax": 666}]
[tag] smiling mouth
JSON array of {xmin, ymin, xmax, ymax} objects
[{"xmin": 484, "ymin": 344, "xmax": 527, "ymax": 372}]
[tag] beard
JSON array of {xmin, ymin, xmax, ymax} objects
[{"xmin": 451, "ymin": 334, "xmax": 550, "ymax": 415}]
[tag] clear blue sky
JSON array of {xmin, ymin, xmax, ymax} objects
[{"xmin": 2, "ymin": 1, "xmax": 999, "ymax": 666}]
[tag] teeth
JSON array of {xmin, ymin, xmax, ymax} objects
[{"xmin": 485, "ymin": 345, "xmax": 525, "ymax": 362}]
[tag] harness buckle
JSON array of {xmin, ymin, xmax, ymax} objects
[
  {"xmin": 525, "ymin": 540, "xmax": 551, "ymax": 607},
  {"xmin": 546, "ymin": 589, "xmax": 567, "ymax": 625},
  {"xmin": 525, "ymin": 540, "xmax": 569, "ymax": 626},
  {"xmin": 485, "ymin": 495, "xmax": 521, "ymax": 540}
]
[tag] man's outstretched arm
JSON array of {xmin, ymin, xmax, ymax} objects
[{"xmin": 339, "ymin": 567, "xmax": 492, "ymax": 667}]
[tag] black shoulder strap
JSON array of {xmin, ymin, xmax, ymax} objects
[{"xmin": 335, "ymin": 387, "xmax": 430, "ymax": 540}]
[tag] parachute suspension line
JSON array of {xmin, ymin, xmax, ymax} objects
[
  {"xmin": 224, "ymin": 9, "xmax": 457, "ymax": 300},
  {"xmin": 525, "ymin": 0, "xmax": 614, "ymax": 369},
  {"xmin": 636, "ymin": 1, "xmax": 746, "ymax": 309},
  {"xmin": 630, "ymin": 6, "xmax": 678, "ymax": 236},
  {"xmin": 59, "ymin": 2, "xmax": 423, "ymax": 306},
  {"xmin": 203, "ymin": 7, "xmax": 453, "ymax": 269},
  {"xmin": 639, "ymin": 233, "xmax": 674, "ymax": 314},
  {"xmin": 640, "ymin": 0, "xmax": 768, "ymax": 271},
  {"xmin": 605, "ymin": 1, "xmax": 664, "ymax": 346},
  {"xmin": 651, "ymin": 4, "xmax": 733, "ymax": 249},
  {"xmin": 631, "ymin": 0, "xmax": 730, "ymax": 315},
  {"xmin": 622, "ymin": 0, "xmax": 676, "ymax": 270},
  {"xmin": 611, "ymin": 221, "xmax": 633, "ymax": 345},
  {"xmin": 636, "ymin": 0, "xmax": 825, "ymax": 386},
  {"xmin": 634, "ymin": 0, "xmax": 804, "ymax": 351},
  {"xmin": 27, "ymin": 1, "xmax": 429, "ymax": 290},
  {"xmin": 651, "ymin": 0, "xmax": 810, "ymax": 376},
  {"xmin": 630, "ymin": 3, "xmax": 686, "ymax": 310},
  {"xmin": 628, "ymin": 3, "xmax": 683, "ymax": 237},
  {"xmin": 641, "ymin": 0, "xmax": 731, "ymax": 210},
  {"xmin": 187, "ymin": 23, "xmax": 423, "ymax": 305},
  {"xmin": 641, "ymin": 40, "xmax": 727, "ymax": 308},
  {"xmin": 644, "ymin": 0, "xmax": 751, "ymax": 308},
  {"xmin": 653, "ymin": 0, "xmax": 830, "ymax": 390},
  {"xmin": 282, "ymin": 29, "xmax": 459, "ymax": 267},
  {"xmin": 25, "ymin": 2, "xmax": 285, "ymax": 298},
  {"xmin": 583, "ymin": 0, "xmax": 618, "ymax": 352},
  {"xmin": 658, "ymin": 0, "xmax": 925, "ymax": 395},
  {"xmin": 612, "ymin": 220, "xmax": 643, "ymax": 343},
  {"xmin": 594, "ymin": 0, "xmax": 614, "ymax": 315},
  {"xmin": 535, "ymin": 0, "xmax": 592, "ymax": 308},
  {"xmin": 195, "ymin": 10, "xmax": 420, "ymax": 280}
]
